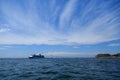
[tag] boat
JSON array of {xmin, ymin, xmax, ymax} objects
[{"xmin": 29, "ymin": 54, "xmax": 45, "ymax": 59}]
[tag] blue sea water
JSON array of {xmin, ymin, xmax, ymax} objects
[{"xmin": 0, "ymin": 58, "xmax": 120, "ymax": 80}]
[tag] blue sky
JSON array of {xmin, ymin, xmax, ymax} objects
[{"xmin": 0, "ymin": 0, "xmax": 120, "ymax": 58}]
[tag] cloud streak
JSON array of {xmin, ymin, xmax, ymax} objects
[
  {"xmin": 0, "ymin": 28, "xmax": 10, "ymax": 33},
  {"xmin": 108, "ymin": 43, "xmax": 120, "ymax": 47},
  {"xmin": 0, "ymin": 0, "xmax": 120, "ymax": 45},
  {"xmin": 45, "ymin": 52, "xmax": 97, "ymax": 58},
  {"xmin": 0, "ymin": 45, "xmax": 12, "ymax": 50},
  {"xmin": 59, "ymin": 0, "xmax": 78, "ymax": 29}
]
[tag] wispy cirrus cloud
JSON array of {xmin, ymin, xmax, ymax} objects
[
  {"xmin": 0, "ymin": 45, "xmax": 12, "ymax": 50},
  {"xmin": 59, "ymin": 0, "xmax": 78, "ymax": 29},
  {"xmin": 0, "ymin": 28, "xmax": 10, "ymax": 32},
  {"xmin": 108, "ymin": 43, "xmax": 120, "ymax": 47},
  {"xmin": 45, "ymin": 52, "xmax": 97, "ymax": 58},
  {"xmin": 0, "ymin": 0, "xmax": 119, "ymax": 45},
  {"xmin": 0, "ymin": 47, "xmax": 5, "ymax": 50},
  {"xmin": 0, "ymin": 24, "xmax": 10, "ymax": 32}
]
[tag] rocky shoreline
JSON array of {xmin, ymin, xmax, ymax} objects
[{"xmin": 96, "ymin": 53, "xmax": 120, "ymax": 58}]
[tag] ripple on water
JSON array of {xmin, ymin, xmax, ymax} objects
[
  {"xmin": 0, "ymin": 58, "xmax": 120, "ymax": 80},
  {"xmin": 51, "ymin": 73, "xmax": 73, "ymax": 80},
  {"xmin": 41, "ymin": 70, "xmax": 58, "ymax": 75}
]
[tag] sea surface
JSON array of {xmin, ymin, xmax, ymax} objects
[{"xmin": 0, "ymin": 58, "xmax": 120, "ymax": 80}]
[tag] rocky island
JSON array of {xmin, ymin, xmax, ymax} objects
[{"xmin": 96, "ymin": 53, "xmax": 120, "ymax": 58}]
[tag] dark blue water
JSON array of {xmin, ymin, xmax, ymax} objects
[{"xmin": 0, "ymin": 58, "xmax": 120, "ymax": 80}]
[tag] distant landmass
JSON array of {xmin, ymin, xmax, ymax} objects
[{"xmin": 96, "ymin": 53, "xmax": 120, "ymax": 58}]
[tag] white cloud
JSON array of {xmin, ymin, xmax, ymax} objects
[
  {"xmin": 0, "ymin": 24, "xmax": 10, "ymax": 32},
  {"xmin": 45, "ymin": 52, "xmax": 97, "ymax": 58},
  {"xmin": 0, "ymin": 0, "xmax": 119, "ymax": 45},
  {"xmin": 0, "ymin": 28, "xmax": 10, "ymax": 32},
  {"xmin": 108, "ymin": 43, "xmax": 120, "ymax": 47},
  {"xmin": 59, "ymin": 0, "xmax": 78, "ymax": 29},
  {"xmin": 73, "ymin": 46, "xmax": 80, "ymax": 48},
  {"xmin": 0, "ymin": 45, "xmax": 12, "ymax": 50},
  {"xmin": 0, "ymin": 47, "xmax": 5, "ymax": 50}
]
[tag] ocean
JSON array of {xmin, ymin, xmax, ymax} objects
[{"xmin": 0, "ymin": 58, "xmax": 120, "ymax": 80}]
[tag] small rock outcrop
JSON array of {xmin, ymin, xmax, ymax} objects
[
  {"xmin": 112, "ymin": 53, "xmax": 120, "ymax": 57},
  {"xmin": 96, "ymin": 53, "xmax": 120, "ymax": 58}
]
